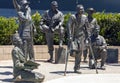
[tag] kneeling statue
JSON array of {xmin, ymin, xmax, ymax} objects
[{"xmin": 11, "ymin": 31, "xmax": 45, "ymax": 83}]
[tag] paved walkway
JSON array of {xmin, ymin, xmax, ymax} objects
[{"xmin": 0, "ymin": 60, "xmax": 120, "ymax": 83}]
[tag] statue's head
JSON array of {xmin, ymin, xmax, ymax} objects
[
  {"xmin": 76, "ymin": 4, "xmax": 84, "ymax": 14},
  {"xmin": 12, "ymin": 31, "xmax": 22, "ymax": 46},
  {"xmin": 51, "ymin": 1, "xmax": 58, "ymax": 11},
  {"xmin": 87, "ymin": 8, "xmax": 95, "ymax": 15},
  {"xmin": 93, "ymin": 27, "xmax": 100, "ymax": 36},
  {"xmin": 20, "ymin": 0, "xmax": 29, "ymax": 9}
]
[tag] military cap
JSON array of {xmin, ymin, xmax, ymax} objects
[
  {"xmin": 20, "ymin": 0, "xmax": 29, "ymax": 5},
  {"xmin": 51, "ymin": 1, "xmax": 58, "ymax": 7},
  {"xmin": 76, "ymin": 4, "xmax": 84, "ymax": 11},
  {"xmin": 87, "ymin": 8, "xmax": 96, "ymax": 13}
]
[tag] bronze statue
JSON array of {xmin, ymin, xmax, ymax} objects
[
  {"xmin": 67, "ymin": 4, "xmax": 90, "ymax": 73},
  {"xmin": 11, "ymin": 31, "xmax": 45, "ymax": 82},
  {"xmin": 40, "ymin": 1, "xmax": 64, "ymax": 63},
  {"xmin": 89, "ymin": 27, "xmax": 107, "ymax": 70},
  {"xmin": 87, "ymin": 8, "xmax": 100, "ymax": 35},
  {"xmin": 83, "ymin": 8, "xmax": 99, "ymax": 62},
  {"xmin": 13, "ymin": 0, "xmax": 36, "ymax": 61}
]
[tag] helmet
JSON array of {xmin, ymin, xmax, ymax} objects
[
  {"xmin": 12, "ymin": 31, "xmax": 22, "ymax": 45},
  {"xmin": 51, "ymin": 1, "xmax": 58, "ymax": 7},
  {"xmin": 76, "ymin": 4, "xmax": 84, "ymax": 12},
  {"xmin": 20, "ymin": 0, "xmax": 29, "ymax": 5},
  {"xmin": 87, "ymin": 8, "xmax": 96, "ymax": 13}
]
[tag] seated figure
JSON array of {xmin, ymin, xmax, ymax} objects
[
  {"xmin": 89, "ymin": 27, "xmax": 107, "ymax": 70},
  {"xmin": 11, "ymin": 31, "xmax": 45, "ymax": 83}
]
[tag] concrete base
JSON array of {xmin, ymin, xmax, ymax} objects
[
  {"xmin": 44, "ymin": 74, "xmax": 120, "ymax": 83},
  {"xmin": 55, "ymin": 47, "xmax": 66, "ymax": 64}
]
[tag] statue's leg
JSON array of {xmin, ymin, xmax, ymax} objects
[
  {"xmin": 83, "ymin": 48, "xmax": 88, "ymax": 62},
  {"xmin": 100, "ymin": 49, "xmax": 107, "ymax": 70},
  {"xmin": 19, "ymin": 70, "xmax": 45, "ymax": 82},
  {"xmin": 45, "ymin": 32, "xmax": 54, "ymax": 62},
  {"xmin": 23, "ymin": 39, "xmax": 28, "ymax": 60},
  {"xmin": 28, "ymin": 38, "xmax": 35, "ymax": 61},
  {"xmin": 74, "ymin": 50, "xmax": 82, "ymax": 73}
]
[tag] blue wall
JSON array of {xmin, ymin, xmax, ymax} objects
[{"xmin": 0, "ymin": 0, "xmax": 119, "ymax": 13}]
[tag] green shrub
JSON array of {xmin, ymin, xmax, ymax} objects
[
  {"xmin": 0, "ymin": 12, "xmax": 120, "ymax": 45},
  {"xmin": 93, "ymin": 12, "xmax": 120, "ymax": 45},
  {"xmin": 0, "ymin": 17, "xmax": 18, "ymax": 45},
  {"xmin": 32, "ymin": 11, "xmax": 46, "ymax": 45}
]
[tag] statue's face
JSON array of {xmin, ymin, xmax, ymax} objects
[
  {"xmin": 94, "ymin": 29, "xmax": 99, "ymax": 36},
  {"xmin": 22, "ymin": 3, "xmax": 29, "ymax": 10},
  {"xmin": 51, "ymin": 5, "xmax": 58, "ymax": 11},
  {"xmin": 76, "ymin": 6, "xmax": 84, "ymax": 14},
  {"xmin": 13, "ymin": 37, "xmax": 23, "ymax": 46},
  {"xmin": 18, "ymin": 38, "xmax": 23, "ymax": 45},
  {"xmin": 88, "ymin": 11, "xmax": 94, "ymax": 16}
]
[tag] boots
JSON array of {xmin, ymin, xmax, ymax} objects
[
  {"xmin": 74, "ymin": 66, "xmax": 81, "ymax": 74},
  {"xmin": 47, "ymin": 51, "xmax": 53, "ymax": 63}
]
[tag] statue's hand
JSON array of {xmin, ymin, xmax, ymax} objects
[{"xmin": 98, "ymin": 46, "xmax": 106, "ymax": 50}]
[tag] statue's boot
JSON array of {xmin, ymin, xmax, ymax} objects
[
  {"xmin": 100, "ymin": 62, "xmax": 106, "ymax": 70},
  {"xmin": 74, "ymin": 65, "xmax": 81, "ymax": 74},
  {"xmin": 47, "ymin": 51, "xmax": 53, "ymax": 63}
]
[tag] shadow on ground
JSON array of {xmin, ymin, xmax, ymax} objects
[
  {"xmin": 50, "ymin": 71, "xmax": 75, "ymax": 76},
  {"xmin": 0, "ymin": 71, "xmax": 12, "ymax": 75},
  {"xmin": 0, "ymin": 78, "xmax": 13, "ymax": 82},
  {"xmin": 0, "ymin": 66, "xmax": 13, "ymax": 68}
]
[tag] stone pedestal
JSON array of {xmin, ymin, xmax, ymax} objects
[
  {"xmin": 55, "ymin": 47, "xmax": 66, "ymax": 64},
  {"xmin": 106, "ymin": 48, "xmax": 118, "ymax": 63}
]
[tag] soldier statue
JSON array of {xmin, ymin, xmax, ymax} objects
[
  {"xmin": 67, "ymin": 4, "xmax": 90, "ymax": 73},
  {"xmin": 89, "ymin": 27, "xmax": 107, "ymax": 70},
  {"xmin": 87, "ymin": 8, "xmax": 100, "ymax": 35},
  {"xmin": 11, "ymin": 31, "xmax": 44, "ymax": 83},
  {"xmin": 13, "ymin": 0, "xmax": 36, "ymax": 61},
  {"xmin": 83, "ymin": 8, "xmax": 99, "ymax": 62},
  {"xmin": 40, "ymin": 1, "xmax": 64, "ymax": 62}
]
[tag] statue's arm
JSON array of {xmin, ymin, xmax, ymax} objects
[
  {"xmin": 85, "ymin": 17, "xmax": 91, "ymax": 37},
  {"xmin": 58, "ymin": 12, "xmax": 64, "ymax": 26},
  {"xmin": 13, "ymin": 0, "xmax": 20, "ymax": 11},
  {"xmin": 40, "ymin": 11, "xmax": 48, "ymax": 24},
  {"xmin": 18, "ymin": 12, "xmax": 28, "ymax": 22},
  {"xmin": 67, "ymin": 15, "xmax": 74, "ymax": 40},
  {"xmin": 101, "ymin": 36, "xmax": 107, "ymax": 49},
  {"xmin": 26, "ymin": 7, "xmax": 32, "ymax": 20},
  {"xmin": 12, "ymin": 50, "xmax": 25, "ymax": 69}
]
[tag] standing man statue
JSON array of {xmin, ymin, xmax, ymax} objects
[
  {"xmin": 13, "ymin": 0, "xmax": 36, "ymax": 61},
  {"xmin": 83, "ymin": 8, "xmax": 99, "ymax": 62},
  {"xmin": 89, "ymin": 27, "xmax": 107, "ymax": 70},
  {"xmin": 40, "ymin": 1, "xmax": 64, "ymax": 62},
  {"xmin": 87, "ymin": 8, "xmax": 100, "ymax": 35},
  {"xmin": 11, "ymin": 31, "xmax": 44, "ymax": 82},
  {"xmin": 67, "ymin": 4, "xmax": 90, "ymax": 73}
]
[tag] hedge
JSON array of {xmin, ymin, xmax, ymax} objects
[
  {"xmin": 0, "ymin": 12, "xmax": 120, "ymax": 45},
  {"xmin": 93, "ymin": 12, "xmax": 120, "ymax": 45}
]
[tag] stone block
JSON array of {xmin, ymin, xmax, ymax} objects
[
  {"xmin": 55, "ymin": 47, "xmax": 66, "ymax": 64},
  {"xmin": 106, "ymin": 48, "xmax": 118, "ymax": 63}
]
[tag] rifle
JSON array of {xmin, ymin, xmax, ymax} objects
[
  {"xmin": 84, "ymin": 19, "xmax": 98, "ymax": 74},
  {"xmin": 49, "ymin": 19, "xmax": 61, "ymax": 32},
  {"xmin": 88, "ymin": 38, "xmax": 98, "ymax": 74}
]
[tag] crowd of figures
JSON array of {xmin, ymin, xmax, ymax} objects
[{"xmin": 11, "ymin": 0, "xmax": 107, "ymax": 82}]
